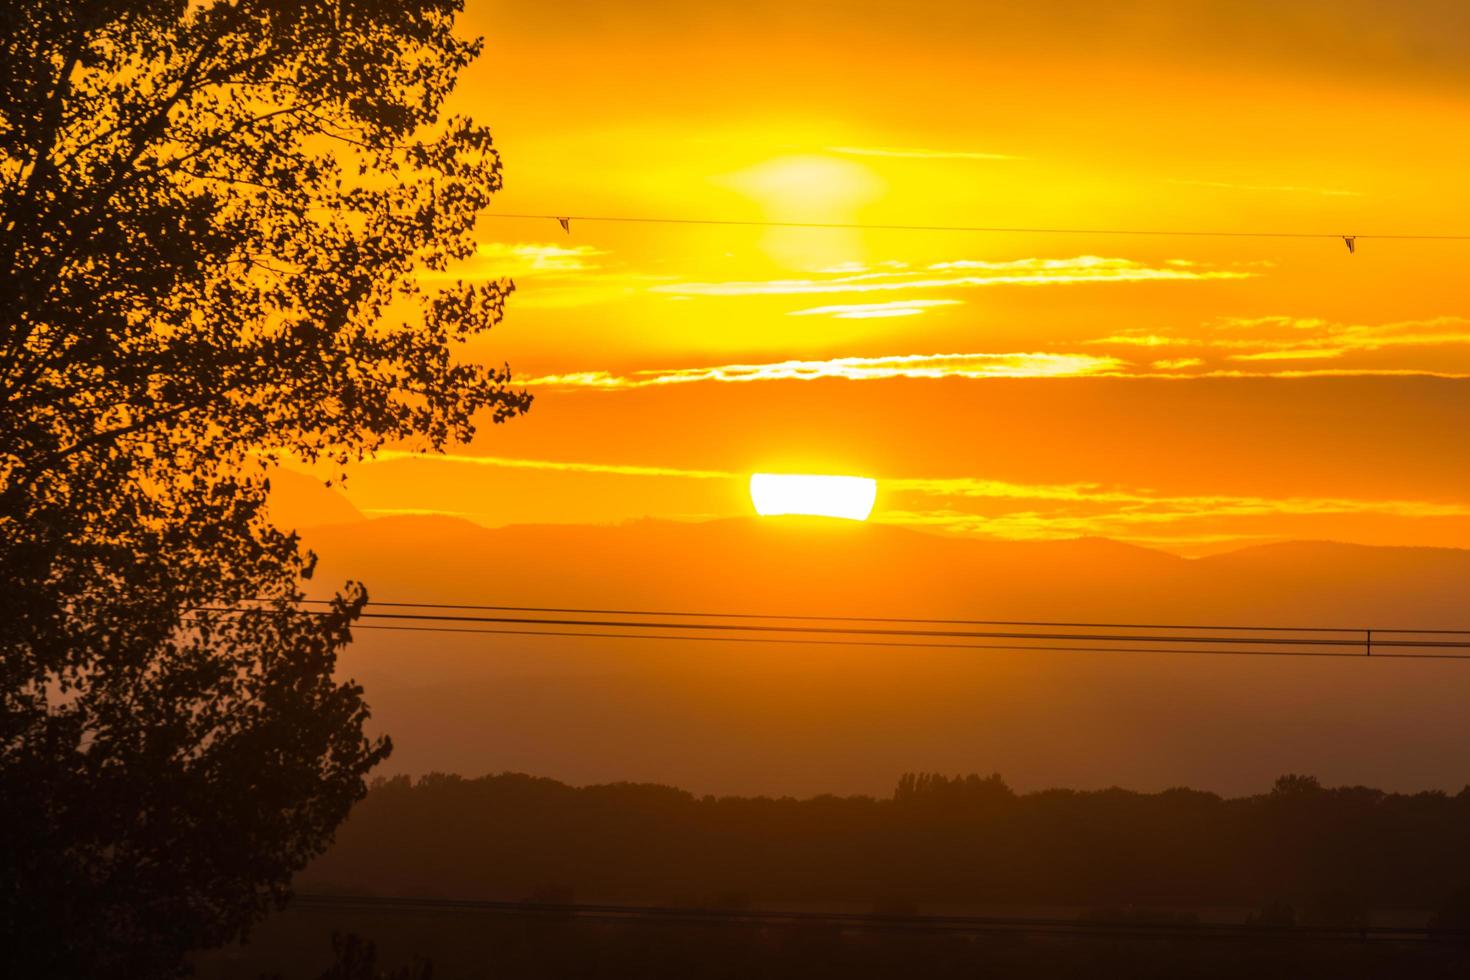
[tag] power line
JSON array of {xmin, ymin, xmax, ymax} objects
[
  {"xmin": 204, "ymin": 606, "xmax": 1470, "ymax": 661},
  {"xmin": 226, "ymin": 606, "xmax": 1466, "ymax": 647},
  {"xmin": 484, "ymin": 212, "xmax": 1470, "ymax": 242},
  {"xmin": 341, "ymin": 624, "xmax": 1470, "ymax": 661},
  {"xmin": 290, "ymin": 893, "xmax": 1463, "ymax": 944},
  {"xmin": 328, "ymin": 613, "xmax": 1400, "ymax": 647},
  {"xmin": 281, "ymin": 598, "xmax": 1470, "ymax": 636}
]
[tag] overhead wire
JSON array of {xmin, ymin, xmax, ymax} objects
[
  {"xmin": 290, "ymin": 892, "xmax": 1464, "ymax": 943},
  {"xmin": 261, "ymin": 611, "xmax": 1398, "ymax": 646},
  {"xmin": 339, "ymin": 624, "xmax": 1470, "ymax": 661},
  {"xmin": 278, "ymin": 597, "xmax": 1470, "ymax": 635},
  {"xmin": 199, "ymin": 604, "xmax": 1470, "ymax": 661},
  {"xmin": 482, "ymin": 212, "xmax": 1470, "ymax": 242}
]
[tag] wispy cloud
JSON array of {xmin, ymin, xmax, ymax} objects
[
  {"xmin": 1165, "ymin": 178, "xmax": 1362, "ymax": 198},
  {"xmin": 416, "ymin": 241, "xmax": 683, "ymax": 308},
  {"xmin": 357, "ymin": 452, "xmax": 1470, "ymax": 550},
  {"xmin": 1083, "ymin": 315, "xmax": 1470, "ymax": 377},
  {"xmin": 885, "ymin": 475, "xmax": 1470, "ymax": 520},
  {"xmin": 878, "ymin": 476, "xmax": 1470, "ymax": 548},
  {"xmin": 1086, "ymin": 334, "xmax": 1178, "ymax": 347},
  {"xmin": 1215, "ymin": 315, "xmax": 1330, "ymax": 330},
  {"xmin": 827, "ymin": 145, "xmax": 1023, "ymax": 161},
  {"xmin": 368, "ymin": 452, "xmax": 1470, "ymax": 522},
  {"xmin": 1183, "ymin": 368, "xmax": 1470, "ymax": 379},
  {"xmin": 1228, "ymin": 348, "xmax": 1346, "ymax": 361},
  {"xmin": 787, "ymin": 299, "xmax": 962, "ymax": 319},
  {"xmin": 473, "ymin": 242, "xmax": 607, "ymax": 274},
  {"xmin": 651, "ymin": 256, "xmax": 1254, "ymax": 298},
  {"xmin": 879, "ymin": 509, "xmax": 1292, "ymax": 550},
  {"xmin": 520, "ymin": 352, "xmax": 1127, "ymax": 389},
  {"xmin": 510, "ymin": 314, "xmax": 1470, "ymax": 389},
  {"xmin": 372, "ymin": 450, "xmax": 737, "ymax": 480},
  {"xmin": 417, "ymin": 242, "xmax": 607, "ymax": 282}
]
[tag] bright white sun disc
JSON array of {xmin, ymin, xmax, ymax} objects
[{"xmin": 749, "ymin": 473, "xmax": 877, "ymax": 521}]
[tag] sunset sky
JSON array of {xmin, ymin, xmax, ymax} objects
[
  {"xmin": 263, "ymin": 0, "xmax": 1470, "ymax": 799},
  {"xmin": 28, "ymin": 8, "xmax": 1470, "ymax": 969},
  {"xmin": 293, "ymin": 0, "xmax": 1470, "ymax": 555}
]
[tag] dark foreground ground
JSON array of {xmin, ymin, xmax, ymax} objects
[
  {"xmin": 193, "ymin": 769, "xmax": 1470, "ymax": 978},
  {"xmin": 195, "ymin": 903, "xmax": 1470, "ymax": 980}
]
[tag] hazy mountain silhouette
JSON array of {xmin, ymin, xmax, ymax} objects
[
  {"xmin": 268, "ymin": 468, "xmax": 365, "ymax": 530},
  {"xmin": 290, "ymin": 513, "xmax": 1470, "ymax": 796},
  {"xmin": 297, "ymin": 513, "xmax": 1470, "ymax": 627}
]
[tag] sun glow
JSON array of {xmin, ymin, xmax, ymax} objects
[{"xmin": 749, "ymin": 473, "xmax": 877, "ymax": 521}]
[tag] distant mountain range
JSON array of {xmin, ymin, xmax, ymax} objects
[
  {"xmin": 267, "ymin": 474, "xmax": 1470, "ymax": 797},
  {"xmin": 292, "ymin": 509, "xmax": 1470, "ymax": 630}
]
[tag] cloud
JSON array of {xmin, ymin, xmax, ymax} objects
[
  {"xmin": 787, "ymin": 299, "xmax": 962, "ymax": 319},
  {"xmin": 472, "ymin": 242, "xmax": 607, "ymax": 274},
  {"xmin": 827, "ymin": 145, "xmax": 1023, "ymax": 161},
  {"xmin": 506, "ymin": 314, "xmax": 1470, "ymax": 389},
  {"xmin": 416, "ymin": 241, "xmax": 684, "ymax": 307},
  {"xmin": 1185, "ymin": 368, "xmax": 1470, "ymax": 379},
  {"xmin": 880, "ymin": 508, "xmax": 1295, "ymax": 550},
  {"xmin": 650, "ymin": 256, "xmax": 1255, "ymax": 298},
  {"xmin": 1089, "ymin": 334, "xmax": 1179, "ymax": 347},
  {"xmin": 1215, "ymin": 315, "xmax": 1330, "ymax": 330},
  {"xmin": 357, "ymin": 452, "xmax": 1470, "ymax": 550},
  {"xmin": 414, "ymin": 242, "xmax": 609, "ymax": 282},
  {"xmin": 877, "ymin": 476, "xmax": 1470, "ymax": 548},
  {"xmin": 1166, "ymin": 178, "xmax": 1362, "ymax": 198},
  {"xmin": 885, "ymin": 475, "xmax": 1470, "ymax": 519},
  {"xmin": 367, "ymin": 452, "xmax": 1470, "ymax": 524},
  {"xmin": 517, "ymin": 313, "xmax": 1470, "ymax": 389},
  {"xmin": 1085, "ymin": 315, "xmax": 1470, "ymax": 376},
  {"xmin": 372, "ymin": 450, "xmax": 738, "ymax": 480},
  {"xmin": 519, "ymin": 352, "xmax": 1128, "ymax": 389},
  {"xmin": 425, "ymin": 248, "xmax": 1257, "ymax": 318},
  {"xmin": 1228, "ymin": 348, "xmax": 1346, "ymax": 361}
]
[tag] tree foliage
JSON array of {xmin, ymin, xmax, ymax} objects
[
  {"xmin": 307, "ymin": 772, "xmax": 1470, "ymax": 916},
  {"xmin": 0, "ymin": 1, "xmax": 529, "ymax": 976}
]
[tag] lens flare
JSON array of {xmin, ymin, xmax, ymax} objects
[{"xmin": 749, "ymin": 473, "xmax": 877, "ymax": 521}]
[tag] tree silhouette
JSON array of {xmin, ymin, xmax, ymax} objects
[
  {"xmin": 0, "ymin": 2, "xmax": 529, "ymax": 977},
  {"xmin": 299, "ymin": 772, "xmax": 1470, "ymax": 919},
  {"xmin": 316, "ymin": 933, "xmax": 434, "ymax": 980}
]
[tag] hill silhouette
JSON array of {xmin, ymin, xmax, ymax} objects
[
  {"xmin": 298, "ymin": 770, "xmax": 1470, "ymax": 919},
  {"xmin": 267, "ymin": 467, "xmax": 366, "ymax": 529},
  {"xmin": 297, "ymin": 513, "xmax": 1470, "ymax": 627},
  {"xmin": 285, "ymin": 514, "xmax": 1470, "ymax": 797}
]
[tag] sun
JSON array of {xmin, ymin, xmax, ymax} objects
[
  {"xmin": 717, "ymin": 155, "xmax": 884, "ymax": 219},
  {"xmin": 714, "ymin": 154, "xmax": 885, "ymax": 269},
  {"xmin": 749, "ymin": 473, "xmax": 877, "ymax": 522}
]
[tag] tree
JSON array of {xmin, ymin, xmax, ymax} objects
[
  {"xmin": 0, "ymin": 2, "xmax": 530, "ymax": 976},
  {"xmin": 315, "ymin": 933, "xmax": 434, "ymax": 980}
]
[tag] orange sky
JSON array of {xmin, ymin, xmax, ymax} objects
[
  {"xmin": 258, "ymin": 2, "xmax": 1470, "ymax": 797},
  {"xmin": 291, "ymin": 0, "xmax": 1470, "ymax": 555}
]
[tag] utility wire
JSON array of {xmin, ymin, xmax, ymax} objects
[
  {"xmin": 484, "ymin": 212, "xmax": 1470, "ymax": 242},
  {"xmin": 341, "ymin": 624, "xmax": 1470, "ymax": 661},
  {"xmin": 290, "ymin": 893, "xmax": 1464, "ymax": 943},
  {"xmin": 203, "ymin": 606, "xmax": 1470, "ymax": 660},
  {"xmin": 215, "ymin": 607, "xmax": 1463, "ymax": 647},
  {"xmin": 280, "ymin": 597, "xmax": 1470, "ymax": 636},
  {"xmin": 335, "ymin": 614, "xmax": 1386, "ymax": 647}
]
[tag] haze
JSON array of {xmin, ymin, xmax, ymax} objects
[{"xmin": 276, "ymin": 0, "xmax": 1470, "ymax": 798}]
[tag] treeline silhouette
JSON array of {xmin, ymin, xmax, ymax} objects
[
  {"xmin": 301, "ymin": 772, "xmax": 1470, "ymax": 922},
  {"xmin": 196, "ymin": 911, "xmax": 1470, "ymax": 980}
]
